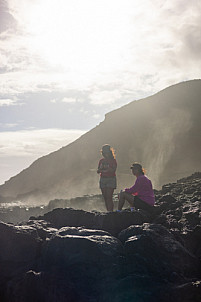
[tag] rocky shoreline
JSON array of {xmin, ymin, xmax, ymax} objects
[{"xmin": 0, "ymin": 173, "xmax": 201, "ymax": 301}]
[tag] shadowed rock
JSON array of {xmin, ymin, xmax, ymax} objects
[
  {"xmin": 0, "ymin": 173, "xmax": 201, "ymax": 301},
  {"xmin": 119, "ymin": 224, "xmax": 200, "ymax": 281}
]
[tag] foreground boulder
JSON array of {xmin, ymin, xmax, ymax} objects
[
  {"xmin": 119, "ymin": 224, "xmax": 200, "ymax": 281},
  {"xmin": 0, "ymin": 221, "xmax": 124, "ymax": 302},
  {"xmin": 0, "ymin": 218, "xmax": 201, "ymax": 301}
]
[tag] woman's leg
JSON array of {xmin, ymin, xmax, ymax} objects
[
  {"xmin": 118, "ymin": 191, "xmax": 134, "ymax": 210},
  {"xmin": 101, "ymin": 187, "xmax": 109, "ymax": 211},
  {"xmin": 105, "ymin": 187, "xmax": 114, "ymax": 212},
  {"xmin": 133, "ymin": 196, "xmax": 153, "ymax": 212},
  {"xmin": 101, "ymin": 187, "xmax": 114, "ymax": 211}
]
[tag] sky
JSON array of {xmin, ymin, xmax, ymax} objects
[{"xmin": 0, "ymin": 0, "xmax": 201, "ymax": 185}]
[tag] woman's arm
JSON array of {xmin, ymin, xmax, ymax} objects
[
  {"xmin": 105, "ymin": 159, "xmax": 117, "ymax": 173},
  {"xmin": 125, "ymin": 178, "xmax": 139, "ymax": 194},
  {"xmin": 97, "ymin": 160, "xmax": 103, "ymax": 174}
]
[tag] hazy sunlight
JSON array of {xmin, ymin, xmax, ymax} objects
[{"xmin": 18, "ymin": 0, "xmax": 134, "ymax": 83}]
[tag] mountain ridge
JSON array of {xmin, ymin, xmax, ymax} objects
[{"xmin": 0, "ymin": 79, "xmax": 201, "ymax": 204}]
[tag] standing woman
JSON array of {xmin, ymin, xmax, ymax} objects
[{"xmin": 97, "ymin": 145, "xmax": 117, "ymax": 212}]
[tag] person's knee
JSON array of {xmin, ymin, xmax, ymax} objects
[
  {"xmin": 124, "ymin": 192, "xmax": 134, "ymax": 206},
  {"xmin": 123, "ymin": 191, "xmax": 131, "ymax": 199}
]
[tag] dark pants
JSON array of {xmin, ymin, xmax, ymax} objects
[{"xmin": 133, "ymin": 196, "xmax": 153, "ymax": 212}]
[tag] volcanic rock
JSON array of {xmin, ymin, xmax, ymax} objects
[{"xmin": 0, "ymin": 172, "xmax": 201, "ymax": 301}]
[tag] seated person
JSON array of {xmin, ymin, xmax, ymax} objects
[{"xmin": 118, "ymin": 163, "xmax": 155, "ymax": 211}]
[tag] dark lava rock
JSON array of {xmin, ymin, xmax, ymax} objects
[
  {"xmin": 34, "ymin": 208, "xmax": 96, "ymax": 229},
  {"xmin": 33, "ymin": 207, "xmax": 149, "ymax": 237},
  {"xmin": 0, "ymin": 221, "xmax": 123, "ymax": 302},
  {"xmin": 0, "ymin": 221, "xmax": 41, "ymax": 264},
  {"xmin": 118, "ymin": 223, "xmax": 200, "ymax": 281},
  {"xmin": 162, "ymin": 280, "xmax": 201, "ymax": 302},
  {"xmin": 1, "ymin": 172, "xmax": 201, "ymax": 301}
]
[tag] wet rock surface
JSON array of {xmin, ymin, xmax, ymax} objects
[{"xmin": 0, "ymin": 172, "xmax": 201, "ymax": 301}]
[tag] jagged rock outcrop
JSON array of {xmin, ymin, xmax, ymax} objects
[
  {"xmin": 0, "ymin": 173, "xmax": 201, "ymax": 301},
  {"xmin": 33, "ymin": 208, "xmax": 149, "ymax": 237}
]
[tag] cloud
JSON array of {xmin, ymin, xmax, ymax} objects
[
  {"xmin": 0, "ymin": 128, "xmax": 85, "ymax": 184},
  {"xmin": 92, "ymin": 114, "xmax": 101, "ymax": 119},
  {"xmin": 0, "ymin": 98, "xmax": 17, "ymax": 106},
  {"xmin": 0, "ymin": 128, "xmax": 85, "ymax": 158},
  {"xmin": 0, "ymin": 123, "xmax": 18, "ymax": 128},
  {"xmin": 0, "ymin": 0, "xmax": 200, "ymax": 102},
  {"xmin": 50, "ymin": 97, "xmax": 81, "ymax": 104},
  {"xmin": 89, "ymin": 90, "xmax": 122, "ymax": 105},
  {"xmin": 50, "ymin": 99, "xmax": 57, "ymax": 103},
  {"xmin": 0, "ymin": 0, "xmax": 17, "ymax": 34},
  {"xmin": 0, "ymin": 0, "xmax": 200, "ymax": 124},
  {"xmin": 61, "ymin": 97, "xmax": 77, "ymax": 103}
]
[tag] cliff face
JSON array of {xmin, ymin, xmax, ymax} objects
[
  {"xmin": 0, "ymin": 80, "xmax": 201, "ymax": 203},
  {"xmin": 0, "ymin": 173, "xmax": 201, "ymax": 302}
]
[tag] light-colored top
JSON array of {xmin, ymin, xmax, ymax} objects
[
  {"xmin": 125, "ymin": 174, "xmax": 155, "ymax": 206},
  {"xmin": 98, "ymin": 158, "xmax": 117, "ymax": 177}
]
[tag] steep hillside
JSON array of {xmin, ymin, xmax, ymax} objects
[{"xmin": 0, "ymin": 80, "xmax": 201, "ymax": 204}]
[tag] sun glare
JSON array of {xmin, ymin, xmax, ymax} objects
[{"xmin": 18, "ymin": 0, "xmax": 133, "ymax": 81}]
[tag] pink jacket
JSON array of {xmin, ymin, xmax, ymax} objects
[{"xmin": 125, "ymin": 175, "xmax": 155, "ymax": 206}]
